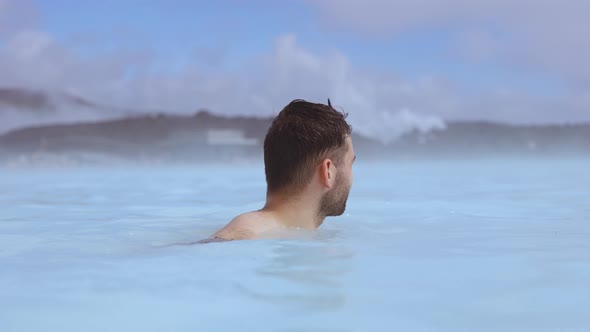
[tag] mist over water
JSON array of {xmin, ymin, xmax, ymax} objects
[{"xmin": 349, "ymin": 108, "xmax": 447, "ymax": 144}]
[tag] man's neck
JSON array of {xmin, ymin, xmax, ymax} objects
[{"xmin": 262, "ymin": 192, "xmax": 324, "ymax": 230}]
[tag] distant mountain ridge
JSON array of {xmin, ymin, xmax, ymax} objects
[{"xmin": 1, "ymin": 110, "xmax": 588, "ymax": 166}]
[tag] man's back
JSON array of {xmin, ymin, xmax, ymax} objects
[{"xmin": 212, "ymin": 211, "xmax": 279, "ymax": 241}]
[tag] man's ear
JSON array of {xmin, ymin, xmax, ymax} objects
[{"xmin": 319, "ymin": 158, "xmax": 336, "ymax": 189}]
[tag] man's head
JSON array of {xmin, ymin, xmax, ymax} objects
[{"xmin": 264, "ymin": 99, "xmax": 355, "ymax": 216}]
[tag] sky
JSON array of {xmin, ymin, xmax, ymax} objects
[{"xmin": 1, "ymin": 0, "xmax": 589, "ymax": 139}]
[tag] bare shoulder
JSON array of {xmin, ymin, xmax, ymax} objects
[{"xmin": 212, "ymin": 211, "xmax": 272, "ymax": 241}]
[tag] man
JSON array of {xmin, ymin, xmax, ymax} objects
[{"xmin": 204, "ymin": 99, "xmax": 355, "ymax": 242}]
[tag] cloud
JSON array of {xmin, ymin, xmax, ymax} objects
[
  {"xmin": 0, "ymin": 31, "xmax": 453, "ymax": 140},
  {"xmin": 308, "ymin": 0, "xmax": 590, "ymax": 83},
  {"xmin": 1, "ymin": 1, "xmax": 590, "ymax": 140},
  {"xmin": 0, "ymin": 0, "xmax": 39, "ymax": 36}
]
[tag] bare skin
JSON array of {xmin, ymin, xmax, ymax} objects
[{"xmin": 204, "ymin": 136, "xmax": 356, "ymax": 242}]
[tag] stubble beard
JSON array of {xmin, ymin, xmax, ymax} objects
[{"xmin": 319, "ymin": 174, "xmax": 351, "ymax": 218}]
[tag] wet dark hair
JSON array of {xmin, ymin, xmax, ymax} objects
[{"xmin": 264, "ymin": 99, "xmax": 352, "ymax": 195}]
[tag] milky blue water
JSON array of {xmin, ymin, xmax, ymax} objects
[{"xmin": 1, "ymin": 158, "xmax": 589, "ymax": 332}]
